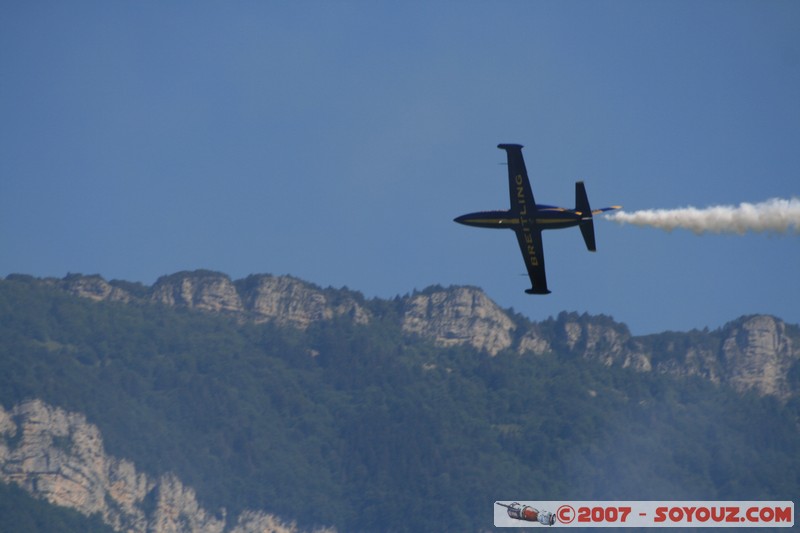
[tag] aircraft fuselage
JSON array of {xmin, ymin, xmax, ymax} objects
[{"xmin": 454, "ymin": 205, "xmax": 586, "ymax": 231}]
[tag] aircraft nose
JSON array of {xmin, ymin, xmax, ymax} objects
[{"xmin": 454, "ymin": 214, "xmax": 468, "ymax": 224}]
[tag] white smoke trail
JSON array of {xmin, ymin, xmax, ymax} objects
[{"xmin": 606, "ymin": 197, "xmax": 800, "ymax": 235}]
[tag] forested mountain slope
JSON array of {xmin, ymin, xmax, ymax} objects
[{"xmin": 1, "ymin": 273, "xmax": 798, "ymax": 532}]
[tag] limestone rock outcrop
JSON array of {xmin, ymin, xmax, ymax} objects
[
  {"xmin": 151, "ymin": 271, "xmax": 243, "ymax": 314},
  {"xmin": 237, "ymin": 274, "xmax": 370, "ymax": 329},
  {"xmin": 60, "ymin": 274, "xmax": 133, "ymax": 303},
  {"xmin": 0, "ymin": 400, "xmax": 331, "ymax": 533},
  {"xmin": 49, "ymin": 270, "xmax": 372, "ymax": 330},
  {"xmin": 401, "ymin": 287, "xmax": 516, "ymax": 355},
  {"xmin": 721, "ymin": 315, "xmax": 796, "ymax": 400}
]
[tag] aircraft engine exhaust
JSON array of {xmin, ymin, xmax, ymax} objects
[{"xmin": 605, "ymin": 197, "xmax": 800, "ymax": 235}]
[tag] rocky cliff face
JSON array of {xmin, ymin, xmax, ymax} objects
[
  {"xmin": 61, "ymin": 274, "xmax": 134, "ymax": 303},
  {"xmin": 396, "ymin": 286, "xmax": 798, "ymax": 400},
  {"xmin": 236, "ymin": 275, "xmax": 370, "ymax": 329},
  {"xmin": 401, "ymin": 287, "xmax": 516, "ymax": 355},
  {"xmin": 0, "ymin": 400, "xmax": 334, "ymax": 533},
  {"xmin": 56, "ymin": 271, "xmax": 371, "ymax": 330},
  {"xmin": 535, "ymin": 314, "xmax": 797, "ymax": 400},
  {"xmin": 722, "ymin": 315, "xmax": 796, "ymax": 399},
  {"xmin": 151, "ymin": 272, "xmax": 243, "ymax": 314},
  {"xmin": 48, "ymin": 271, "xmax": 800, "ymax": 400}
]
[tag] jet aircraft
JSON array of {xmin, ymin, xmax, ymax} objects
[{"xmin": 454, "ymin": 144, "xmax": 620, "ymax": 294}]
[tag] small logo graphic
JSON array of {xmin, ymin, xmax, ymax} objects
[
  {"xmin": 496, "ymin": 502, "xmax": 556, "ymax": 526},
  {"xmin": 557, "ymin": 504, "xmax": 576, "ymax": 524}
]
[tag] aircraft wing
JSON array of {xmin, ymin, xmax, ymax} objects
[
  {"xmin": 514, "ymin": 226, "xmax": 550, "ymax": 294},
  {"xmin": 498, "ymin": 144, "xmax": 550, "ymax": 294},
  {"xmin": 498, "ymin": 144, "xmax": 536, "ymax": 212}
]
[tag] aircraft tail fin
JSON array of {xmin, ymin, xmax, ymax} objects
[{"xmin": 575, "ymin": 181, "xmax": 597, "ymax": 252}]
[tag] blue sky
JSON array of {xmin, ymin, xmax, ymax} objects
[{"xmin": 2, "ymin": 1, "xmax": 798, "ymax": 334}]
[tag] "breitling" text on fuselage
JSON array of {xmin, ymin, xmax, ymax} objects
[{"xmin": 515, "ymin": 174, "xmax": 539, "ymax": 267}]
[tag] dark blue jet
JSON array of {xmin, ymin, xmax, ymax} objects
[{"xmin": 454, "ymin": 144, "xmax": 620, "ymax": 294}]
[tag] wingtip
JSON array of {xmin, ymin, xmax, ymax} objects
[{"xmin": 525, "ymin": 288, "xmax": 551, "ymax": 295}]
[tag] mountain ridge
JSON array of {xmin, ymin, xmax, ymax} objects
[
  {"xmin": 19, "ymin": 270, "xmax": 799, "ymax": 402},
  {"xmin": 1, "ymin": 272, "xmax": 798, "ymax": 532}
]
